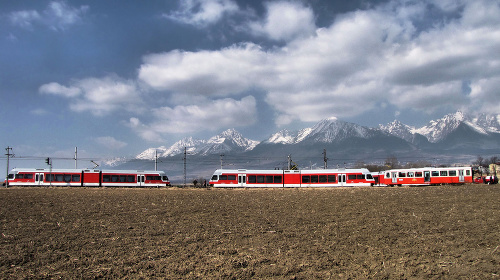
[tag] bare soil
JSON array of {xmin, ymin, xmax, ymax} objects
[{"xmin": 1, "ymin": 185, "xmax": 499, "ymax": 279}]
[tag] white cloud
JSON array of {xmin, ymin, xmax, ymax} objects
[
  {"xmin": 248, "ymin": 1, "xmax": 316, "ymax": 41},
  {"xmin": 8, "ymin": 10, "xmax": 41, "ymax": 29},
  {"xmin": 8, "ymin": 1, "xmax": 88, "ymax": 31},
  {"xmin": 39, "ymin": 82, "xmax": 81, "ymax": 98},
  {"xmin": 138, "ymin": 43, "xmax": 268, "ymax": 95},
  {"xmin": 468, "ymin": 77, "xmax": 500, "ymax": 114},
  {"xmin": 165, "ymin": 0, "xmax": 239, "ymax": 26},
  {"xmin": 129, "ymin": 96, "xmax": 257, "ymax": 140},
  {"xmin": 93, "ymin": 136, "xmax": 127, "ymax": 150},
  {"xmin": 137, "ymin": 0, "xmax": 500, "ymax": 127},
  {"xmin": 40, "ymin": 75, "xmax": 143, "ymax": 116}
]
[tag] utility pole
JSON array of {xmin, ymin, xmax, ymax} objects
[
  {"xmin": 287, "ymin": 154, "xmax": 292, "ymax": 170},
  {"xmin": 220, "ymin": 154, "xmax": 224, "ymax": 169},
  {"xmin": 5, "ymin": 147, "xmax": 14, "ymax": 188},
  {"xmin": 155, "ymin": 149, "xmax": 158, "ymax": 171},
  {"xmin": 323, "ymin": 149, "xmax": 328, "ymax": 169},
  {"xmin": 45, "ymin": 157, "xmax": 52, "ymax": 187},
  {"xmin": 74, "ymin": 147, "xmax": 78, "ymax": 169},
  {"xmin": 183, "ymin": 147, "xmax": 187, "ymax": 187}
]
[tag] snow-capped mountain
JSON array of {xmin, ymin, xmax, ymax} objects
[
  {"xmin": 265, "ymin": 117, "xmax": 377, "ymax": 144},
  {"xmin": 379, "ymin": 120, "xmax": 416, "ymax": 142},
  {"xmin": 135, "ymin": 111, "xmax": 500, "ymax": 162},
  {"xmin": 136, "ymin": 129, "xmax": 259, "ymax": 159},
  {"xmin": 382, "ymin": 111, "xmax": 500, "ymax": 143},
  {"xmin": 197, "ymin": 129, "xmax": 259, "ymax": 155}
]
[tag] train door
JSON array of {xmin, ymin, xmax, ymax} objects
[
  {"xmin": 424, "ymin": 171, "xmax": 431, "ymax": 183},
  {"xmin": 459, "ymin": 169, "xmax": 465, "ymax": 182},
  {"xmin": 137, "ymin": 175, "xmax": 145, "ymax": 187},
  {"xmin": 35, "ymin": 173, "xmax": 44, "ymax": 186},
  {"xmin": 339, "ymin": 174, "xmax": 346, "ymax": 186},
  {"xmin": 391, "ymin": 172, "xmax": 398, "ymax": 184},
  {"xmin": 238, "ymin": 174, "xmax": 246, "ymax": 187}
]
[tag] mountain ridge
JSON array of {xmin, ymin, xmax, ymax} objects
[{"xmin": 135, "ymin": 111, "xmax": 500, "ymax": 159}]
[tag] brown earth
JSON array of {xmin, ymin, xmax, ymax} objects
[{"xmin": 1, "ymin": 185, "xmax": 499, "ymax": 279}]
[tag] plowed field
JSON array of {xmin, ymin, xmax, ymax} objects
[{"xmin": 1, "ymin": 185, "xmax": 499, "ymax": 279}]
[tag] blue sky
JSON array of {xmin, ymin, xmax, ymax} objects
[{"xmin": 1, "ymin": 0, "xmax": 500, "ymax": 171}]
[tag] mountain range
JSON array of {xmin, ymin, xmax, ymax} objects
[
  {"xmin": 136, "ymin": 111, "xmax": 500, "ymax": 160},
  {"xmin": 111, "ymin": 111, "xmax": 500, "ymax": 183}
]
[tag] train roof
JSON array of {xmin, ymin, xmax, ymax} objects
[
  {"xmin": 212, "ymin": 168, "xmax": 371, "ymax": 174},
  {"xmin": 9, "ymin": 168, "xmax": 166, "ymax": 174}
]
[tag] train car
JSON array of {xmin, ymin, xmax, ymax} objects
[
  {"xmin": 209, "ymin": 168, "xmax": 375, "ymax": 188},
  {"xmin": 5, "ymin": 168, "xmax": 170, "ymax": 187},
  {"xmin": 378, "ymin": 166, "xmax": 472, "ymax": 186}
]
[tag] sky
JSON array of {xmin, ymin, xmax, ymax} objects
[{"xmin": 1, "ymin": 0, "xmax": 500, "ymax": 171}]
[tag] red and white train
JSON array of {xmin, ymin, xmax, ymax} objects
[
  {"xmin": 372, "ymin": 166, "xmax": 473, "ymax": 186},
  {"xmin": 209, "ymin": 168, "xmax": 375, "ymax": 187},
  {"xmin": 4, "ymin": 168, "xmax": 170, "ymax": 188}
]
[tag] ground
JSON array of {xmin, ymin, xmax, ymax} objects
[{"xmin": 1, "ymin": 185, "xmax": 499, "ymax": 279}]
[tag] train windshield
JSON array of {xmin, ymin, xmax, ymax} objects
[
  {"xmin": 366, "ymin": 174, "xmax": 373, "ymax": 179},
  {"xmin": 162, "ymin": 176, "xmax": 169, "ymax": 181},
  {"xmin": 211, "ymin": 175, "xmax": 218, "ymax": 181}
]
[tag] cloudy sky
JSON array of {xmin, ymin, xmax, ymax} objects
[{"xmin": 1, "ymin": 0, "xmax": 500, "ymax": 168}]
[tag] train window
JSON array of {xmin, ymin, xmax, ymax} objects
[
  {"xmin": 228, "ymin": 175, "xmax": 236, "ymax": 181},
  {"xmin": 319, "ymin": 175, "xmax": 327, "ymax": 183},
  {"xmin": 128, "ymin": 175, "xmax": 135, "ymax": 182},
  {"xmin": 466, "ymin": 170, "xmax": 471, "ymax": 176},
  {"xmin": 311, "ymin": 175, "xmax": 318, "ymax": 183},
  {"xmin": 415, "ymin": 172, "xmax": 423, "ymax": 177},
  {"xmin": 302, "ymin": 176, "xmax": 310, "ymax": 183},
  {"xmin": 274, "ymin": 176, "xmax": 282, "ymax": 183},
  {"xmin": 385, "ymin": 173, "xmax": 390, "ymax": 178},
  {"xmin": 449, "ymin": 170, "xmax": 457, "ymax": 176},
  {"xmin": 248, "ymin": 175, "xmax": 256, "ymax": 183},
  {"xmin": 24, "ymin": 174, "xmax": 33, "ymax": 179},
  {"xmin": 120, "ymin": 175, "xmax": 127, "ymax": 182},
  {"xmin": 111, "ymin": 175, "xmax": 119, "ymax": 182},
  {"xmin": 432, "ymin": 171, "xmax": 439, "ymax": 176},
  {"xmin": 46, "ymin": 174, "xmax": 54, "ymax": 182},
  {"xmin": 56, "ymin": 174, "xmax": 64, "ymax": 182},
  {"xmin": 357, "ymin": 174, "xmax": 365, "ymax": 179},
  {"xmin": 220, "ymin": 175, "xmax": 227, "ymax": 180},
  {"xmin": 257, "ymin": 176, "xmax": 265, "ymax": 183},
  {"xmin": 103, "ymin": 175, "xmax": 110, "ymax": 182},
  {"xmin": 440, "ymin": 171, "xmax": 448, "ymax": 176},
  {"xmin": 15, "ymin": 174, "xmax": 23, "ymax": 179},
  {"xmin": 398, "ymin": 172, "xmax": 406, "ymax": 178},
  {"xmin": 72, "ymin": 175, "xmax": 80, "ymax": 182},
  {"xmin": 348, "ymin": 175, "xmax": 356, "ymax": 180},
  {"xmin": 64, "ymin": 174, "xmax": 71, "ymax": 182},
  {"xmin": 407, "ymin": 172, "xmax": 414, "ymax": 177},
  {"xmin": 266, "ymin": 176, "xmax": 274, "ymax": 183},
  {"xmin": 328, "ymin": 175, "xmax": 336, "ymax": 182}
]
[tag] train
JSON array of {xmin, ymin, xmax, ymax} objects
[
  {"xmin": 4, "ymin": 168, "xmax": 170, "ymax": 188},
  {"xmin": 372, "ymin": 166, "xmax": 473, "ymax": 186},
  {"xmin": 209, "ymin": 168, "xmax": 375, "ymax": 187},
  {"xmin": 209, "ymin": 166, "xmax": 473, "ymax": 188}
]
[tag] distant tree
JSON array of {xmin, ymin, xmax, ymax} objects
[
  {"xmin": 474, "ymin": 155, "xmax": 485, "ymax": 167},
  {"xmin": 385, "ymin": 155, "xmax": 399, "ymax": 169},
  {"xmin": 353, "ymin": 160, "xmax": 366, "ymax": 168}
]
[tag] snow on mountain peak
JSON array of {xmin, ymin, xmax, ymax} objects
[{"xmin": 137, "ymin": 129, "xmax": 259, "ymax": 158}]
